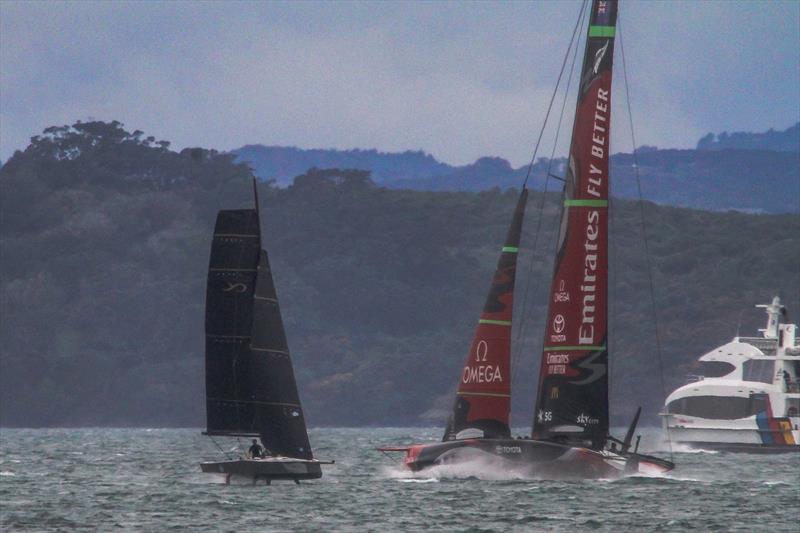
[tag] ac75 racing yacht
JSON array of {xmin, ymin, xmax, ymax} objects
[
  {"xmin": 379, "ymin": 0, "xmax": 675, "ymax": 478},
  {"xmin": 662, "ymin": 297, "xmax": 799, "ymax": 452}
]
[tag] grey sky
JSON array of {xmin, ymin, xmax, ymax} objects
[{"xmin": 1, "ymin": 0, "xmax": 798, "ymax": 166}]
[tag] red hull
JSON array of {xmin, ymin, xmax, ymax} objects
[{"xmin": 380, "ymin": 438, "xmax": 673, "ymax": 479}]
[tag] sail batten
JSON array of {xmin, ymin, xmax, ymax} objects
[
  {"xmin": 457, "ymin": 392, "xmax": 511, "ymax": 398},
  {"xmin": 532, "ymin": 0, "xmax": 617, "ymax": 450},
  {"xmin": 443, "ymin": 189, "xmax": 528, "ymax": 441},
  {"xmin": 208, "ymin": 398, "xmax": 303, "ymax": 408}
]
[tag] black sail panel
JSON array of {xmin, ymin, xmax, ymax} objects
[
  {"xmin": 249, "ymin": 249, "xmax": 313, "ymax": 460},
  {"xmin": 205, "ymin": 209, "xmax": 261, "ymax": 435}
]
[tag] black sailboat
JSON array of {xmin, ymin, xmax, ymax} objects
[
  {"xmin": 380, "ymin": 0, "xmax": 674, "ymax": 478},
  {"xmin": 200, "ymin": 179, "xmax": 331, "ymax": 484}
]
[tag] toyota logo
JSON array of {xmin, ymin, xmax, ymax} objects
[{"xmin": 553, "ymin": 314, "xmax": 565, "ymax": 333}]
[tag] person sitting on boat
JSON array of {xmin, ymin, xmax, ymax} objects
[{"xmin": 248, "ymin": 439, "xmax": 264, "ymax": 459}]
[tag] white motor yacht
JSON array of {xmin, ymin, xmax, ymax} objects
[{"xmin": 662, "ymin": 297, "xmax": 799, "ymax": 452}]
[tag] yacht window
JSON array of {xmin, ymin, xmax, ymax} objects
[
  {"xmin": 786, "ymin": 398, "xmax": 800, "ymax": 417},
  {"xmin": 666, "ymin": 395, "xmax": 766, "ymax": 419},
  {"xmin": 742, "ymin": 359, "xmax": 775, "ymax": 384},
  {"xmin": 697, "ymin": 361, "xmax": 735, "ymax": 378}
]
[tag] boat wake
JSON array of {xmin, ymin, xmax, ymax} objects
[
  {"xmin": 600, "ymin": 470, "xmax": 709, "ymax": 485},
  {"xmin": 763, "ymin": 481, "xmax": 791, "ymax": 486},
  {"xmin": 669, "ymin": 443, "xmax": 719, "ymax": 455},
  {"xmin": 383, "ymin": 463, "xmax": 693, "ymax": 483},
  {"xmin": 393, "ymin": 476, "xmax": 440, "ymax": 484},
  {"xmin": 381, "ymin": 456, "xmax": 532, "ymax": 482}
]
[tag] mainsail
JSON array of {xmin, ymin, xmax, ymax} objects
[
  {"xmin": 204, "ymin": 184, "xmax": 313, "ymax": 459},
  {"xmin": 532, "ymin": 0, "xmax": 617, "ymax": 449},
  {"xmin": 444, "ymin": 189, "xmax": 528, "ymax": 440}
]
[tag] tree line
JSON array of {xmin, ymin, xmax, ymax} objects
[{"xmin": 1, "ymin": 121, "xmax": 797, "ymax": 427}]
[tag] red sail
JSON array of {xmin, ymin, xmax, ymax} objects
[
  {"xmin": 443, "ymin": 189, "xmax": 528, "ymax": 440},
  {"xmin": 532, "ymin": 0, "xmax": 617, "ymax": 449}
]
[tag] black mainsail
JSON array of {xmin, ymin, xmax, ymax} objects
[{"xmin": 204, "ymin": 182, "xmax": 313, "ymax": 460}]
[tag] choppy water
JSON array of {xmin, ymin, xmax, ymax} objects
[{"xmin": 1, "ymin": 428, "xmax": 798, "ymax": 532}]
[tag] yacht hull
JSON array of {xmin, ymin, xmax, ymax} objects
[
  {"xmin": 200, "ymin": 458, "xmax": 323, "ymax": 481},
  {"xmin": 674, "ymin": 441, "xmax": 799, "ymax": 453},
  {"xmin": 664, "ymin": 417, "xmax": 799, "ymax": 453},
  {"xmin": 381, "ymin": 438, "xmax": 674, "ymax": 479}
]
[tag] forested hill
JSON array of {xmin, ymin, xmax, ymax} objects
[
  {"xmin": 234, "ymin": 122, "xmax": 800, "ymax": 213},
  {"xmin": 233, "ymin": 145, "xmax": 453, "ymax": 186},
  {"xmin": 696, "ymin": 123, "xmax": 799, "ymax": 152},
  {"xmin": 1, "ymin": 121, "xmax": 799, "ymax": 428}
]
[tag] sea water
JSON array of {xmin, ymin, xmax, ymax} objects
[{"xmin": 1, "ymin": 428, "xmax": 797, "ymax": 532}]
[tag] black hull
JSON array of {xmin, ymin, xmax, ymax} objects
[
  {"xmin": 390, "ymin": 438, "xmax": 673, "ymax": 479},
  {"xmin": 678, "ymin": 442, "xmax": 800, "ymax": 454},
  {"xmin": 200, "ymin": 459, "xmax": 323, "ymax": 481}
]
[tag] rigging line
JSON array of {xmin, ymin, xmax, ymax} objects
[
  {"xmin": 511, "ymin": 0, "xmax": 588, "ymax": 386},
  {"xmin": 511, "ymin": 0, "xmax": 587, "ymax": 383},
  {"xmin": 209, "ymin": 435, "xmax": 234, "ymax": 460},
  {"xmin": 608, "ymin": 195, "xmax": 617, "ymax": 410},
  {"xmin": 618, "ymin": 17, "xmax": 674, "ymax": 461},
  {"xmin": 521, "ymin": 0, "xmax": 589, "ymax": 190},
  {"xmin": 526, "ymin": 147, "xmax": 573, "ymax": 429},
  {"xmin": 541, "ymin": 0, "xmax": 588, "ymax": 183}
]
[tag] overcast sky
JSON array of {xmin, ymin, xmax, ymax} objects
[{"xmin": 2, "ymin": 0, "xmax": 798, "ymax": 166}]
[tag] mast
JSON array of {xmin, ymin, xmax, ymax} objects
[
  {"xmin": 756, "ymin": 296, "xmax": 784, "ymax": 339},
  {"xmin": 532, "ymin": 0, "xmax": 618, "ymax": 450},
  {"xmin": 204, "ymin": 182, "xmax": 313, "ymax": 459},
  {"xmin": 443, "ymin": 188, "xmax": 528, "ymax": 441}
]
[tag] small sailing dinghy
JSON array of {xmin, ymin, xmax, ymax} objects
[
  {"xmin": 379, "ymin": 0, "xmax": 674, "ymax": 478},
  {"xmin": 201, "ymin": 179, "xmax": 332, "ymax": 484}
]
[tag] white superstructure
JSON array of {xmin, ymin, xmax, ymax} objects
[{"xmin": 662, "ymin": 297, "xmax": 799, "ymax": 452}]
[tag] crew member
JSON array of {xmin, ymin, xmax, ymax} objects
[{"xmin": 248, "ymin": 439, "xmax": 264, "ymax": 459}]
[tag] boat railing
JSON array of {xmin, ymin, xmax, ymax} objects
[{"xmin": 686, "ymin": 374, "xmax": 705, "ymax": 383}]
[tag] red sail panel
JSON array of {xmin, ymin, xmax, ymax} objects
[
  {"xmin": 532, "ymin": 0, "xmax": 617, "ymax": 450},
  {"xmin": 443, "ymin": 189, "xmax": 528, "ymax": 440}
]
